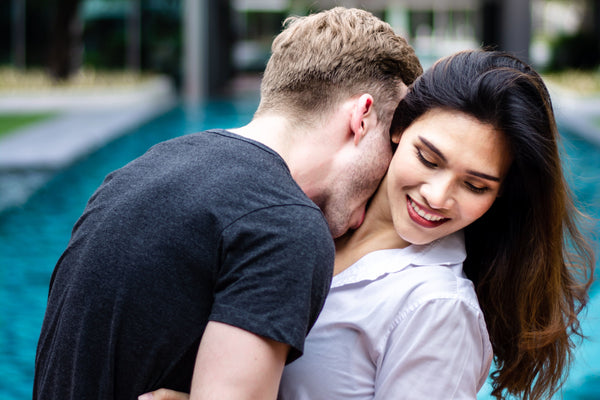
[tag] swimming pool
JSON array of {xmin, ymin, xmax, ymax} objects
[{"xmin": 0, "ymin": 98, "xmax": 598, "ymax": 399}]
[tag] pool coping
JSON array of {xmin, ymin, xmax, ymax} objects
[
  {"xmin": 0, "ymin": 76, "xmax": 177, "ymax": 170},
  {"xmin": 546, "ymin": 83, "xmax": 600, "ymax": 148},
  {"xmin": 0, "ymin": 76, "xmax": 177, "ymax": 211},
  {"xmin": 2, "ymin": 78, "xmax": 597, "ymax": 168}
]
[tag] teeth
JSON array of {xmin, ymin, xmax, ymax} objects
[{"xmin": 410, "ymin": 199, "xmax": 445, "ymax": 222}]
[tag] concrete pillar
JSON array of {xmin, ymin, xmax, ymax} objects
[
  {"xmin": 206, "ymin": 0, "xmax": 233, "ymax": 96},
  {"xmin": 183, "ymin": 0, "xmax": 209, "ymax": 104},
  {"xmin": 481, "ymin": 0, "xmax": 531, "ymax": 62},
  {"xmin": 593, "ymin": 0, "xmax": 600, "ymax": 62},
  {"xmin": 500, "ymin": 0, "xmax": 531, "ymax": 62},
  {"xmin": 11, "ymin": 0, "xmax": 26, "ymax": 69},
  {"xmin": 387, "ymin": 3, "xmax": 410, "ymax": 39},
  {"xmin": 126, "ymin": 0, "xmax": 141, "ymax": 73}
]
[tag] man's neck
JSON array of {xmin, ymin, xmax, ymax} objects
[
  {"xmin": 230, "ymin": 114, "xmax": 337, "ymax": 202},
  {"xmin": 229, "ymin": 115, "xmax": 296, "ymax": 163}
]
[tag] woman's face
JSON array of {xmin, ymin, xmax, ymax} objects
[{"xmin": 387, "ymin": 108, "xmax": 512, "ymax": 245}]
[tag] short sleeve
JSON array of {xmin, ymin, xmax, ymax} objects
[
  {"xmin": 209, "ymin": 204, "xmax": 335, "ymax": 363},
  {"xmin": 374, "ymin": 298, "xmax": 493, "ymax": 399}
]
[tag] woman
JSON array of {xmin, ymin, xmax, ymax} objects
[
  {"xmin": 141, "ymin": 50, "xmax": 595, "ymax": 400},
  {"xmin": 279, "ymin": 49, "xmax": 595, "ymax": 400}
]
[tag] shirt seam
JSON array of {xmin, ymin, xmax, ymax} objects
[
  {"xmin": 219, "ymin": 203, "xmax": 325, "ymax": 236},
  {"xmin": 381, "ymin": 294, "xmax": 485, "ymax": 356},
  {"xmin": 208, "ymin": 129, "xmax": 289, "ymax": 170}
]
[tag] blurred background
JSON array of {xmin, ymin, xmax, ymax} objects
[
  {"xmin": 0, "ymin": 0, "xmax": 599, "ymax": 399},
  {"xmin": 2, "ymin": 0, "xmax": 599, "ymax": 99}
]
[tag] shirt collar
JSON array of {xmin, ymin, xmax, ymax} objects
[{"xmin": 332, "ymin": 230, "xmax": 466, "ymax": 288}]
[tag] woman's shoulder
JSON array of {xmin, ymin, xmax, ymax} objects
[
  {"xmin": 401, "ymin": 260, "xmax": 479, "ymax": 309},
  {"xmin": 385, "ymin": 264, "xmax": 490, "ymax": 351}
]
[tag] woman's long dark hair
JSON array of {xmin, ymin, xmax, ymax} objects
[{"xmin": 392, "ymin": 50, "xmax": 595, "ymax": 399}]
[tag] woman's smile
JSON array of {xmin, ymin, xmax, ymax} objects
[{"xmin": 406, "ymin": 195, "xmax": 449, "ymax": 227}]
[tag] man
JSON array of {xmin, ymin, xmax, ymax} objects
[{"xmin": 34, "ymin": 7, "xmax": 422, "ymax": 400}]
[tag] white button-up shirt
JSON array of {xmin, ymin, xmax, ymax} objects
[{"xmin": 278, "ymin": 231, "xmax": 493, "ymax": 400}]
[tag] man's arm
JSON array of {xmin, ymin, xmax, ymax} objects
[{"xmin": 190, "ymin": 321, "xmax": 289, "ymax": 400}]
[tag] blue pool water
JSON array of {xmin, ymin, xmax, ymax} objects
[{"xmin": 0, "ymin": 98, "xmax": 598, "ymax": 399}]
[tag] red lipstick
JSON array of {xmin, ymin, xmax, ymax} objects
[{"xmin": 406, "ymin": 196, "xmax": 449, "ymax": 228}]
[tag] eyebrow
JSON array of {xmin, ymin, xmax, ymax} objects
[
  {"xmin": 419, "ymin": 136, "xmax": 446, "ymax": 162},
  {"xmin": 466, "ymin": 170, "xmax": 501, "ymax": 182},
  {"xmin": 418, "ymin": 136, "xmax": 501, "ymax": 182}
]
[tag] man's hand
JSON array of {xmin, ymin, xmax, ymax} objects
[
  {"xmin": 190, "ymin": 321, "xmax": 289, "ymax": 400},
  {"xmin": 139, "ymin": 388, "xmax": 189, "ymax": 400}
]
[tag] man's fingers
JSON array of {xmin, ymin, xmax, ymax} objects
[{"xmin": 138, "ymin": 388, "xmax": 190, "ymax": 400}]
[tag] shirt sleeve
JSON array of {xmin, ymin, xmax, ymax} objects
[
  {"xmin": 374, "ymin": 298, "xmax": 493, "ymax": 400},
  {"xmin": 210, "ymin": 204, "xmax": 335, "ymax": 363}
]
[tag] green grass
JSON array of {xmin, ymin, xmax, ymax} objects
[
  {"xmin": 0, "ymin": 66, "xmax": 154, "ymax": 91},
  {"xmin": 0, "ymin": 113, "xmax": 56, "ymax": 139}
]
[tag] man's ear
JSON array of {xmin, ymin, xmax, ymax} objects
[{"xmin": 349, "ymin": 94, "xmax": 375, "ymax": 146}]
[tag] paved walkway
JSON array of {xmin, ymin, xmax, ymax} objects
[
  {"xmin": 2, "ymin": 78, "xmax": 597, "ymax": 170},
  {"xmin": 546, "ymin": 83, "xmax": 600, "ymax": 147},
  {"xmin": 0, "ymin": 76, "xmax": 176, "ymax": 169},
  {"xmin": 0, "ymin": 76, "xmax": 177, "ymax": 211}
]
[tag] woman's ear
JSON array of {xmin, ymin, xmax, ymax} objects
[{"xmin": 391, "ymin": 129, "xmax": 402, "ymax": 144}]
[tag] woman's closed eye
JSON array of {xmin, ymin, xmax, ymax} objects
[
  {"xmin": 416, "ymin": 146, "xmax": 493, "ymax": 194},
  {"xmin": 416, "ymin": 148, "xmax": 437, "ymax": 168},
  {"xmin": 465, "ymin": 181, "xmax": 490, "ymax": 194}
]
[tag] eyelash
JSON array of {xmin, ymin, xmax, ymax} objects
[
  {"xmin": 416, "ymin": 148, "xmax": 437, "ymax": 168},
  {"xmin": 415, "ymin": 148, "xmax": 490, "ymax": 194},
  {"xmin": 465, "ymin": 182, "xmax": 489, "ymax": 194}
]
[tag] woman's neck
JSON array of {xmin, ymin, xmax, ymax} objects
[{"xmin": 333, "ymin": 177, "xmax": 410, "ymax": 275}]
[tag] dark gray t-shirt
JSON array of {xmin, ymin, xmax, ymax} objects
[{"xmin": 34, "ymin": 129, "xmax": 335, "ymax": 399}]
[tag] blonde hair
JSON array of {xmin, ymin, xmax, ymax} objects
[{"xmin": 256, "ymin": 7, "xmax": 422, "ymax": 127}]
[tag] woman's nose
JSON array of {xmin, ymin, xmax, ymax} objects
[{"xmin": 420, "ymin": 174, "xmax": 455, "ymax": 210}]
